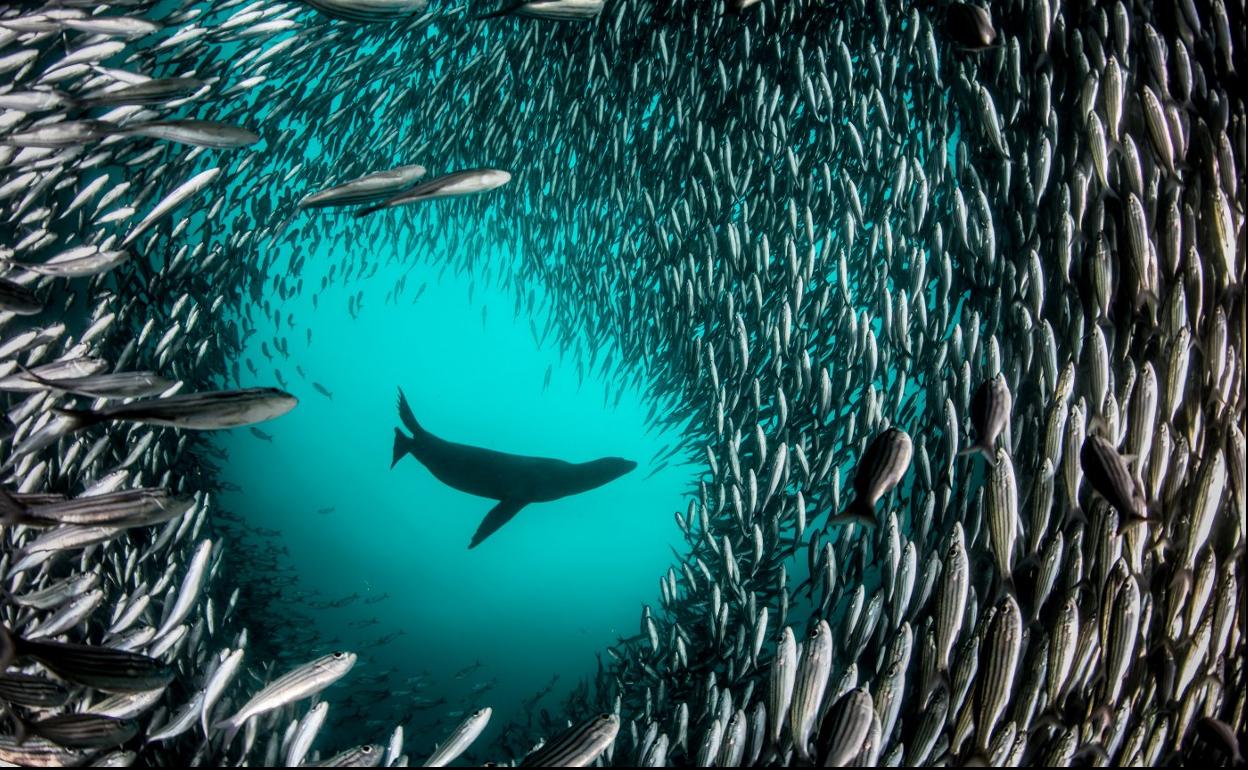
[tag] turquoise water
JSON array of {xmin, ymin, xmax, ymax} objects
[{"xmin": 213, "ymin": 229, "xmax": 691, "ymax": 748}]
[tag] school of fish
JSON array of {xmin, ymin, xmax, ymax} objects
[{"xmin": 1, "ymin": 0, "xmax": 1244, "ymax": 766}]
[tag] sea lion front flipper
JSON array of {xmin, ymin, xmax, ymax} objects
[{"xmin": 469, "ymin": 500, "xmax": 527, "ymax": 549}]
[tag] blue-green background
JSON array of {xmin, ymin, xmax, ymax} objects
[{"xmin": 213, "ymin": 224, "xmax": 691, "ymax": 749}]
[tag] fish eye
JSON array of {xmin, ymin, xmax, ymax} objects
[
  {"xmin": 361, "ymin": 746, "xmax": 374, "ymax": 753},
  {"xmin": 332, "ymin": 651, "xmax": 345, "ymax": 659}
]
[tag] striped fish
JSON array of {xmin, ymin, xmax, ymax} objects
[
  {"xmin": 834, "ymin": 428, "xmax": 913, "ymax": 528},
  {"xmin": 1, "ymin": 488, "xmax": 192, "ymax": 529},
  {"xmin": 789, "ymin": 619, "xmax": 833, "ymax": 760},
  {"xmin": 0, "ymin": 276, "xmax": 42, "ymax": 315},
  {"xmin": 0, "ymin": 734, "xmax": 86, "ymax": 766},
  {"xmin": 986, "ymin": 447, "xmax": 1019, "ymax": 579},
  {"xmin": 960, "ymin": 374, "xmax": 1012, "ymax": 460},
  {"xmin": 519, "ymin": 713, "xmax": 619, "ymax": 766},
  {"xmin": 302, "ymin": 0, "xmax": 428, "ymax": 22},
  {"xmin": 767, "ymin": 627, "xmax": 797, "ymax": 745},
  {"xmin": 1104, "ymin": 573, "xmax": 1140, "ymax": 701},
  {"xmin": 216, "ymin": 652, "xmax": 357, "ymax": 742},
  {"xmin": 976, "ymin": 596, "xmax": 1021, "ymax": 751},
  {"xmin": 1081, "ymin": 434, "xmax": 1151, "ymax": 524},
  {"xmin": 312, "ymin": 744, "xmax": 382, "ymax": 767},
  {"xmin": 423, "ymin": 707, "xmax": 491, "ymax": 766},
  {"xmin": 935, "ymin": 523, "xmax": 969, "ymax": 670},
  {"xmin": 0, "ymin": 627, "xmax": 174, "ymax": 693},
  {"xmin": 475, "ymin": 0, "xmax": 604, "ymax": 20},
  {"xmin": 54, "ymin": 387, "xmax": 297, "ymax": 431},
  {"xmin": 9, "ymin": 367, "xmax": 170, "ymax": 399},
  {"xmin": 20, "ymin": 713, "xmax": 137, "ymax": 749},
  {"xmin": 355, "ymin": 169, "xmax": 512, "ymax": 217},
  {"xmin": 299, "ymin": 165, "xmax": 428, "ymax": 210},
  {"xmin": 0, "ymin": 672, "xmax": 69, "ymax": 708}
]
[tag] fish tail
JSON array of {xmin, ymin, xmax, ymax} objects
[
  {"xmin": 956, "ymin": 442, "xmax": 992, "ymax": 461},
  {"xmin": 0, "ymin": 487, "xmax": 28, "ymax": 526},
  {"xmin": 8, "ymin": 707, "xmax": 30, "ymax": 745},
  {"xmin": 51, "ymin": 406, "xmax": 105, "ymax": 432},
  {"xmin": 827, "ymin": 499, "xmax": 876, "ymax": 529},
  {"xmin": 471, "ymin": 5, "xmax": 516, "ymax": 20},
  {"xmin": 214, "ymin": 718, "xmax": 240, "ymax": 750},
  {"xmin": 0, "ymin": 624, "xmax": 22, "ymax": 671}
]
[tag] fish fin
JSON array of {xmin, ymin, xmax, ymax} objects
[
  {"xmin": 469, "ymin": 500, "xmax": 527, "ymax": 549},
  {"xmin": 353, "ymin": 202, "xmax": 384, "ymax": 218},
  {"xmin": 395, "ymin": 387, "xmax": 423, "ymax": 436}
]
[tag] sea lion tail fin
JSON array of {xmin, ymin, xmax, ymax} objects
[
  {"xmin": 391, "ymin": 428, "xmax": 414, "ymax": 469},
  {"xmin": 392, "ymin": 388, "xmax": 424, "ymax": 468},
  {"xmin": 396, "ymin": 387, "xmax": 423, "ymax": 436}
]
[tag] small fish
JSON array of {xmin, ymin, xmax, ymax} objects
[
  {"xmin": 16, "ymin": 714, "xmax": 137, "ymax": 750},
  {"xmin": 299, "ymin": 164, "xmax": 428, "ymax": 209},
  {"xmin": 2, "ymin": 246, "xmax": 129, "ymax": 279},
  {"xmin": 301, "ymin": 0, "xmax": 428, "ymax": 23},
  {"xmin": 474, "ymin": 0, "xmax": 604, "ymax": 21},
  {"xmin": 0, "ymin": 625, "xmax": 174, "ymax": 693},
  {"xmin": 832, "ymin": 428, "xmax": 913, "ymax": 528},
  {"xmin": 0, "ymin": 276, "xmax": 42, "ymax": 315},
  {"xmin": 0, "ymin": 672, "xmax": 70, "ymax": 709},
  {"xmin": 77, "ymin": 77, "xmax": 205, "ymax": 107},
  {"xmin": 519, "ymin": 713, "xmax": 619, "ymax": 766},
  {"xmin": 313, "ymin": 382, "xmax": 334, "ymax": 400},
  {"xmin": 314, "ymin": 744, "xmax": 382, "ymax": 766},
  {"xmin": 1080, "ymin": 434, "xmax": 1150, "ymax": 523},
  {"xmin": 817, "ymin": 687, "xmax": 873, "ymax": 766},
  {"xmin": 118, "ymin": 120, "xmax": 259, "ymax": 149},
  {"xmin": 0, "ymin": 487, "xmax": 193, "ymax": 529},
  {"xmin": 54, "ymin": 387, "xmax": 297, "ymax": 431},
  {"xmin": 960, "ymin": 374, "xmax": 1011, "ymax": 460},
  {"xmin": 946, "ymin": 3, "xmax": 997, "ymax": 50},
  {"xmin": 216, "ymin": 652, "xmax": 357, "ymax": 744},
  {"xmin": 286, "ymin": 702, "xmax": 329, "ymax": 767},
  {"xmin": 790, "ymin": 620, "xmax": 833, "ymax": 760},
  {"xmin": 355, "ymin": 169, "xmax": 511, "ymax": 217},
  {"xmin": 423, "ymin": 707, "xmax": 491, "ymax": 766}
]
